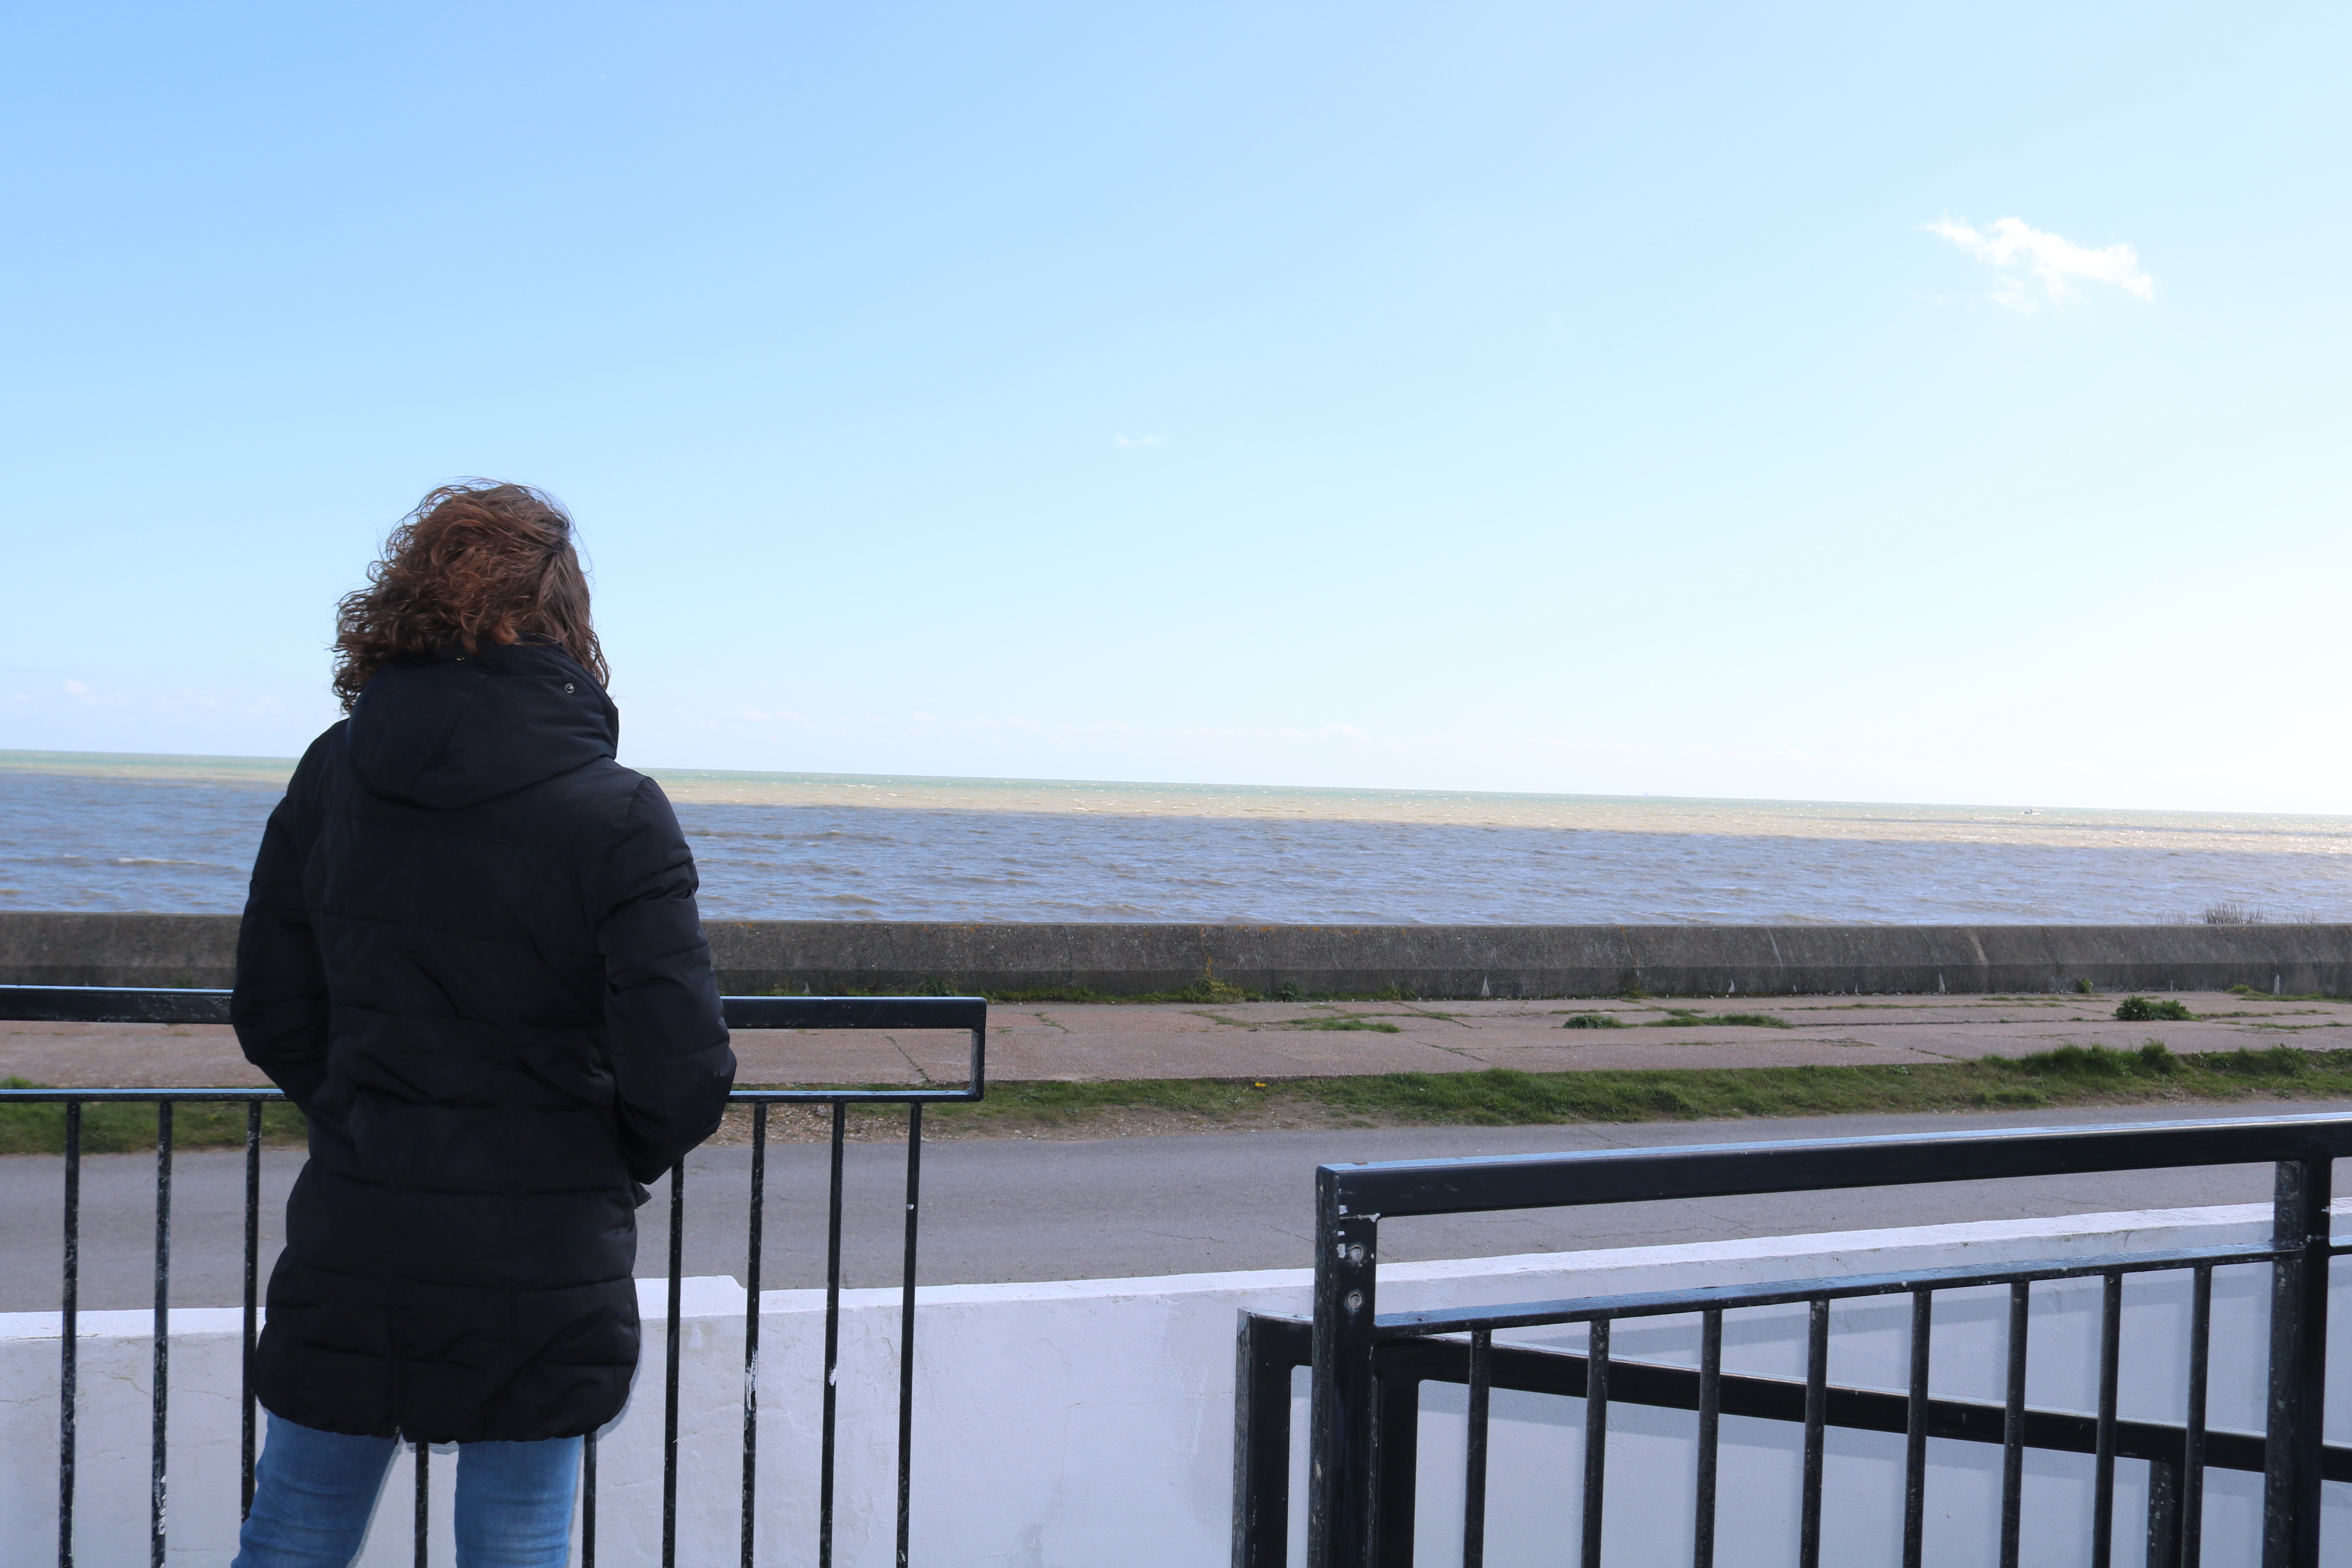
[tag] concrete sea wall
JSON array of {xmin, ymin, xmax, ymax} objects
[{"xmin": 4, "ymin": 911, "xmax": 2349, "ymax": 998}]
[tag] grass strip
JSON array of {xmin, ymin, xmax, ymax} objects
[
  {"xmin": 0, "ymin": 1079, "xmax": 308, "ymax": 1156},
  {"xmin": 914, "ymin": 1042, "xmax": 2352, "ymax": 1134},
  {"xmin": 11, "ymin": 1044, "xmax": 2350, "ymax": 1153}
]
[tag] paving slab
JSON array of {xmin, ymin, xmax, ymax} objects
[
  {"xmin": 7, "ymin": 991, "xmax": 2350, "ymax": 1088},
  {"xmin": 0, "ymin": 1020, "xmax": 273, "ymax": 1088}
]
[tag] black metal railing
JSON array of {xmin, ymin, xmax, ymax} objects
[
  {"xmin": 0, "ymin": 982, "xmax": 986, "ymax": 1568},
  {"xmin": 1245, "ymin": 1113, "xmax": 2352, "ymax": 1568}
]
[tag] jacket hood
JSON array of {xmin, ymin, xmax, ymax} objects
[{"xmin": 347, "ymin": 643, "xmax": 619, "ymax": 809}]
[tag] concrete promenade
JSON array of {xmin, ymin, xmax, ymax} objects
[{"xmin": 8, "ymin": 989, "xmax": 2352, "ymax": 1089}]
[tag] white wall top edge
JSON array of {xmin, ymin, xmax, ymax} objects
[
  {"xmin": 752, "ymin": 1202, "xmax": 2275, "ymax": 1314},
  {"xmin": 0, "ymin": 1203, "xmax": 2293, "ymax": 1341}
]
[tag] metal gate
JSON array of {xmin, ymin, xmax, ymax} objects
[{"xmin": 1236, "ymin": 1114, "xmax": 2352, "ymax": 1567}]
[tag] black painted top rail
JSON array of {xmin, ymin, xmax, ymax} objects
[
  {"xmin": 0, "ymin": 983, "xmax": 986, "ymax": 1103},
  {"xmin": 1320, "ymin": 1110, "xmax": 2352, "ymax": 1218}
]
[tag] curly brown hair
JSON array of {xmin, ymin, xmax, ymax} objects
[{"xmin": 331, "ymin": 482, "xmax": 609, "ymax": 711}]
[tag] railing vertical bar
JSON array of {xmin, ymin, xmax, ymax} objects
[
  {"xmin": 819, "ymin": 1101, "xmax": 848, "ymax": 1568},
  {"xmin": 1580, "ymin": 1316, "xmax": 1610, "ymax": 1568},
  {"xmin": 581, "ymin": 1435, "xmax": 598, "ymax": 1568},
  {"xmin": 2092, "ymin": 1270, "xmax": 2122, "ymax": 1568},
  {"xmin": 1692, "ymin": 1308, "xmax": 1720, "ymax": 1568},
  {"xmin": 2000, "ymin": 1280, "xmax": 2029, "ymax": 1568},
  {"xmin": 664, "ymin": 1160, "xmax": 685, "ymax": 1568},
  {"xmin": 1232, "ymin": 1317, "xmax": 1296, "ymax": 1568},
  {"xmin": 150, "ymin": 1100, "xmax": 171, "ymax": 1568},
  {"xmin": 58, "ymin": 1100, "xmax": 80, "ymax": 1568},
  {"xmin": 896, "ymin": 1102, "xmax": 924, "ymax": 1568},
  {"xmin": 1903, "ymin": 1288, "xmax": 1931, "ymax": 1568},
  {"xmin": 1463, "ymin": 1328, "xmax": 1490, "ymax": 1568},
  {"xmin": 1368, "ymin": 1363, "xmax": 1421, "ymax": 1567},
  {"xmin": 742, "ymin": 1103, "xmax": 768, "ymax": 1568},
  {"xmin": 2263, "ymin": 1156, "xmax": 2330, "ymax": 1568},
  {"xmin": 241, "ymin": 1100, "xmax": 261, "ymax": 1521},
  {"xmin": 1798, "ymin": 1296, "xmax": 1827, "ymax": 1568},
  {"xmin": 412, "ymin": 1441, "xmax": 428, "ymax": 1568},
  {"xmin": 2183, "ymin": 1263, "xmax": 2211, "ymax": 1568},
  {"xmin": 2146, "ymin": 1457, "xmax": 2181, "ymax": 1568}
]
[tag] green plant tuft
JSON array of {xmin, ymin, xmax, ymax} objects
[
  {"xmin": 2012, "ymin": 1044, "xmax": 2134, "ymax": 1078},
  {"xmin": 2215, "ymin": 1045, "xmax": 2310, "ymax": 1077},
  {"xmin": 1561, "ymin": 1013, "xmax": 1628, "ymax": 1030},
  {"xmin": 2115, "ymin": 996, "xmax": 2195, "ymax": 1023}
]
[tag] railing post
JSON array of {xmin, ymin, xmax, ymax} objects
[
  {"xmin": 2263, "ymin": 1156, "xmax": 2330, "ymax": 1568},
  {"xmin": 1308, "ymin": 1167, "xmax": 1379, "ymax": 1568}
]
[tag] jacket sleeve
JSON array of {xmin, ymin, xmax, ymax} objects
[
  {"xmin": 231, "ymin": 784, "xmax": 332, "ymax": 1109},
  {"xmin": 598, "ymin": 777, "xmax": 736, "ymax": 1183}
]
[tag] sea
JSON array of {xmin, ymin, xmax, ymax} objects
[{"xmin": 2, "ymin": 750, "xmax": 2348, "ymax": 926}]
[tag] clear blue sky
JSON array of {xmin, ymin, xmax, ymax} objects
[{"xmin": 4, "ymin": 3, "xmax": 2346, "ymax": 811}]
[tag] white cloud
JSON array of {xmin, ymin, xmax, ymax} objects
[
  {"xmin": 1114, "ymin": 434, "xmax": 1165, "ymax": 449},
  {"xmin": 1924, "ymin": 215, "xmax": 2155, "ymax": 311}
]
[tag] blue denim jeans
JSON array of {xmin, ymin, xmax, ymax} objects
[{"xmin": 231, "ymin": 1412, "xmax": 581, "ymax": 1568}]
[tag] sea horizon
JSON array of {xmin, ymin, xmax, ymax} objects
[
  {"xmin": 4, "ymin": 748, "xmax": 2348, "ymax": 925},
  {"xmin": 6, "ymin": 746, "xmax": 2348, "ymax": 841}
]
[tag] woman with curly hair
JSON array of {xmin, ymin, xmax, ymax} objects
[{"xmin": 229, "ymin": 481, "xmax": 736, "ymax": 1567}]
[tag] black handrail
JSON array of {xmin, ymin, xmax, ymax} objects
[
  {"xmin": 0, "ymin": 982, "xmax": 986, "ymax": 1568},
  {"xmin": 1319, "ymin": 1111, "xmax": 2352, "ymax": 1216}
]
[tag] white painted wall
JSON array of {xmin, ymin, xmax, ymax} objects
[{"xmin": 1, "ymin": 1206, "xmax": 2345, "ymax": 1566}]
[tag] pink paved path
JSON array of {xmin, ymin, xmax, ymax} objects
[{"xmin": 6, "ymin": 992, "xmax": 2348, "ymax": 1088}]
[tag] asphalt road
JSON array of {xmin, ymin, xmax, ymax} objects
[{"xmin": 4, "ymin": 1102, "xmax": 2341, "ymax": 1312}]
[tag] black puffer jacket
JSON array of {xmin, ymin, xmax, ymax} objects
[{"xmin": 231, "ymin": 642, "xmax": 735, "ymax": 1443}]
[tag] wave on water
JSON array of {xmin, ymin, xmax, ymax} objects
[{"xmin": 3, "ymin": 750, "xmax": 2348, "ymax": 924}]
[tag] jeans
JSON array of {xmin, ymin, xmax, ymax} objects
[{"xmin": 231, "ymin": 1412, "xmax": 581, "ymax": 1568}]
